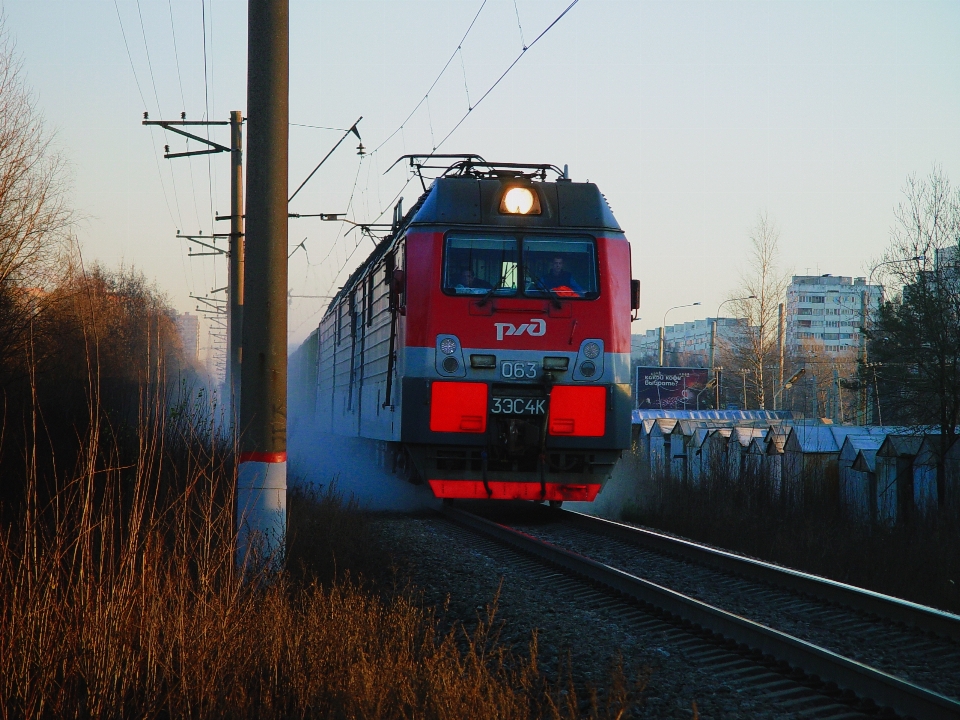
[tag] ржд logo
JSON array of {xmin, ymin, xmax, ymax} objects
[{"xmin": 495, "ymin": 318, "xmax": 546, "ymax": 341}]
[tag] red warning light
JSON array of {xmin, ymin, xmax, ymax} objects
[
  {"xmin": 548, "ymin": 385, "xmax": 606, "ymax": 436},
  {"xmin": 429, "ymin": 381, "xmax": 488, "ymax": 433}
]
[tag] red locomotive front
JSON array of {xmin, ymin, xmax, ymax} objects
[{"xmin": 313, "ymin": 158, "xmax": 637, "ymax": 504}]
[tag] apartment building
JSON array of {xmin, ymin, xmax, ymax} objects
[
  {"xmin": 785, "ymin": 275, "xmax": 882, "ymax": 355},
  {"xmin": 632, "ymin": 317, "xmax": 749, "ymax": 367},
  {"xmin": 176, "ymin": 311, "xmax": 200, "ymax": 363}
]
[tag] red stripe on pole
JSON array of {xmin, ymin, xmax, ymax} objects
[{"xmin": 238, "ymin": 451, "xmax": 288, "ymax": 464}]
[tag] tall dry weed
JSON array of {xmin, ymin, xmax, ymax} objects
[{"xmin": 1, "ymin": 378, "xmax": 645, "ymax": 718}]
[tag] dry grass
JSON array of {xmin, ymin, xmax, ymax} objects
[{"xmin": 0, "ymin": 384, "xmax": 645, "ymax": 719}]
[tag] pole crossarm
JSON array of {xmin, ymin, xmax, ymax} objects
[
  {"xmin": 178, "ymin": 234, "xmax": 230, "ymax": 255},
  {"xmin": 191, "ymin": 294, "xmax": 227, "ymax": 306},
  {"xmin": 143, "ymin": 119, "xmax": 231, "ymax": 156}
]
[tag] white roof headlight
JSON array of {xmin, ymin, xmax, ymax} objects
[{"xmin": 499, "ymin": 186, "xmax": 541, "ymax": 215}]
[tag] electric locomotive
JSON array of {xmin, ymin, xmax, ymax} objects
[{"xmin": 308, "ymin": 156, "xmax": 639, "ymax": 503}]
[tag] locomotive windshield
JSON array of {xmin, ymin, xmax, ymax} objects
[
  {"xmin": 443, "ymin": 235, "xmax": 598, "ymax": 299},
  {"xmin": 523, "ymin": 239, "xmax": 598, "ymax": 299},
  {"xmin": 444, "ymin": 236, "xmax": 519, "ymax": 296}
]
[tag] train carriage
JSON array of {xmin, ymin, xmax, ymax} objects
[{"xmin": 309, "ymin": 156, "xmax": 638, "ymax": 503}]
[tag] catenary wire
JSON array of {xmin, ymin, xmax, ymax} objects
[
  {"xmin": 361, "ymin": 0, "xmax": 581, "ymax": 233},
  {"xmin": 433, "ymin": 0, "xmax": 580, "ymax": 150},
  {"xmin": 166, "ymin": 0, "xmax": 203, "ymax": 233},
  {"xmin": 370, "ymin": 0, "xmax": 487, "ymax": 156},
  {"xmin": 290, "ymin": 123, "xmax": 351, "ymax": 131},
  {"xmin": 513, "ymin": 0, "xmax": 528, "ymax": 49},
  {"xmin": 131, "ymin": 0, "xmax": 186, "ymax": 231},
  {"xmin": 308, "ymin": 1, "xmax": 580, "ymax": 323},
  {"xmin": 201, "ymin": 0, "xmax": 215, "ymax": 231},
  {"xmin": 113, "ymin": 1, "xmax": 193, "ymax": 304}
]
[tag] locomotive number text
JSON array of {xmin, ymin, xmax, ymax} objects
[
  {"xmin": 491, "ymin": 397, "xmax": 547, "ymax": 416},
  {"xmin": 500, "ymin": 361, "xmax": 539, "ymax": 379}
]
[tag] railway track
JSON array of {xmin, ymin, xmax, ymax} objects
[{"xmin": 441, "ymin": 502, "xmax": 960, "ymax": 720}]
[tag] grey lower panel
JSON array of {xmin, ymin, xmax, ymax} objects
[{"xmin": 403, "ymin": 346, "xmax": 632, "ymax": 385}]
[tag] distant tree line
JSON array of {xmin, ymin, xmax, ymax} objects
[{"xmin": 0, "ymin": 26, "xmax": 200, "ymax": 509}]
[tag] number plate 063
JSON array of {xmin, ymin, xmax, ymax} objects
[{"xmin": 500, "ymin": 360, "xmax": 539, "ymax": 379}]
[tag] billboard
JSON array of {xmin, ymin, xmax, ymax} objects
[{"xmin": 635, "ymin": 366, "xmax": 711, "ymax": 410}]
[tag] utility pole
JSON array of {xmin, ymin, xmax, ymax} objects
[
  {"xmin": 237, "ymin": 0, "xmax": 289, "ymax": 568},
  {"xmin": 776, "ymin": 302, "xmax": 784, "ymax": 411},
  {"xmin": 143, "ymin": 112, "xmax": 244, "ymax": 415}
]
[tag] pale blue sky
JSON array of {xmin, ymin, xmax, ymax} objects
[{"xmin": 3, "ymin": 0, "xmax": 959, "ymax": 348}]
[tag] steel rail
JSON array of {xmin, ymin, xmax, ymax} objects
[
  {"xmin": 442, "ymin": 505, "xmax": 960, "ymax": 720},
  {"xmin": 557, "ymin": 508, "xmax": 960, "ymax": 643}
]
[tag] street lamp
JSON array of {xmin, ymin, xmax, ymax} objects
[
  {"xmin": 858, "ymin": 256, "xmax": 922, "ymax": 424},
  {"xmin": 710, "ymin": 295, "xmax": 756, "ymax": 407},
  {"xmin": 660, "ymin": 302, "xmax": 701, "ymax": 366},
  {"xmin": 773, "ymin": 367, "xmax": 805, "ymax": 409},
  {"xmin": 696, "ymin": 377, "xmax": 718, "ymax": 410}
]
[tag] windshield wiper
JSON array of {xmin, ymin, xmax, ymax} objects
[
  {"xmin": 526, "ymin": 270, "xmax": 563, "ymax": 309},
  {"xmin": 477, "ymin": 270, "xmax": 508, "ymax": 307}
]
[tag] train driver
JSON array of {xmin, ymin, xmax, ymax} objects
[
  {"xmin": 539, "ymin": 255, "xmax": 584, "ymax": 297},
  {"xmin": 455, "ymin": 267, "xmax": 493, "ymax": 293}
]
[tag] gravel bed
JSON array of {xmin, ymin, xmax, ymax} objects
[
  {"xmin": 511, "ymin": 519, "xmax": 960, "ymax": 702},
  {"xmin": 375, "ymin": 515, "xmax": 870, "ymax": 719}
]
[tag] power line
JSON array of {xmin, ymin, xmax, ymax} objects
[
  {"xmin": 512, "ymin": 0, "xmax": 528, "ymax": 50},
  {"xmin": 165, "ymin": 0, "xmax": 203, "ymax": 232},
  {"xmin": 309, "ymin": 0, "xmax": 581, "ymax": 322},
  {"xmin": 135, "ymin": 0, "xmax": 163, "ymax": 120},
  {"xmin": 167, "ymin": 0, "xmax": 187, "ymax": 111},
  {"xmin": 369, "ymin": 0, "xmax": 581, "ymax": 226},
  {"xmin": 370, "ymin": 0, "xmax": 488, "ymax": 156},
  {"xmin": 290, "ymin": 123, "xmax": 351, "ymax": 131},
  {"xmin": 114, "ymin": 0, "xmax": 181, "ymax": 230},
  {"xmin": 434, "ymin": 0, "xmax": 580, "ymax": 151},
  {"xmin": 201, "ymin": 0, "xmax": 215, "ymax": 229}
]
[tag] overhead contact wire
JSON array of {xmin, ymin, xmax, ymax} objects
[
  {"xmin": 434, "ymin": 0, "xmax": 580, "ymax": 151},
  {"xmin": 370, "ymin": 0, "xmax": 487, "ymax": 156}
]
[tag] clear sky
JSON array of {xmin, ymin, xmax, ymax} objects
[{"xmin": 3, "ymin": 0, "xmax": 959, "ymax": 352}]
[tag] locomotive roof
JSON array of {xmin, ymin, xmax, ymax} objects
[{"xmin": 321, "ymin": 169, "xmax": 622, "ymax": 319}]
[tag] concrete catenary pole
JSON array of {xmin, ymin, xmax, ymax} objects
[
  {"xmin": 229, "ymin": 110, "xmax": 244, "ymax": 418},
  {"xmin": 776, "ymin": 302, "xmax": 784, "ymax": 411},
  {"xmin": 237, "ymin": 0, "xmax": 288, "ymax": 567}
]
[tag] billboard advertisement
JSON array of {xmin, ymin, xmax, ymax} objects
[{"xmin": 635, "ymin": 366, "xmax": 711, "ymax": 410}]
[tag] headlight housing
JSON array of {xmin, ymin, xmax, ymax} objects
[{"xmin": 439, "ymin": 338, "xmax": 458, "ymax": 355}]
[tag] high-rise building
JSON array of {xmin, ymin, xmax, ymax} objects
[
  {"xmin": 785, "ymin": 275, "xmax": 882, "ymax": 355},
  {"xmin": 176, "ymin": 312, "xmax": 200, "ymax": 363}
]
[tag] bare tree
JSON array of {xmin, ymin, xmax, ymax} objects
[
  {"xmin": 720, "ymin": 213, "xmax": 790, "ymax": 409},
  {"xmin": 870, "ymin": 167, "xmax": 960, "ymax": 507},
  {"xmin": 0, "ymin": 21, "xmax": 72, "ymax": 379}
]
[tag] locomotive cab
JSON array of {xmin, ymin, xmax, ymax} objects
[{"xmin": 314, "ymin": 157, "xmax": 634, "ymax": 503}]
